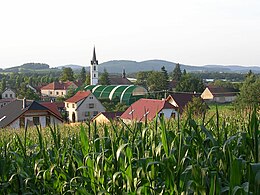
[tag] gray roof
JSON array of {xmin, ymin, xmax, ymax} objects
[{"xmin": 0, "ymin": 99, "xmax": 61, "ymax": 128}]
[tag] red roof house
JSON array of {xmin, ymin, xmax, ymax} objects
[
  {"xmin": 41, "ymin": 81, "xmax": 81, "ymax": 98},
  {"xmin": 120, "ymin": 98, "xmax": 177, "ymax": 123},
  {"xmin": 64, "ymin": 91, "xmax": 105, "ymax": 122}
]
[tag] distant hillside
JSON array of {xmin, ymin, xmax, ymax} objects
[
  {"xmin": 1, "ymin": 60, "xmax": 260, "ymax": 74},
  {"xmin": 99, "ymin": 60, "xmax": 260, "ymax": 73},
  {"xmin": 56, "ymin": 64, "xmax": 84, "ymax": 70},
  {"xmin": 3, "ymin": 63, "xmax": 51, "ymax": 73}
]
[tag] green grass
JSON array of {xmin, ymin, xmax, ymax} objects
[{"xmin": 0, "ymin": 108, "xmax": 259, "ymax": 194}]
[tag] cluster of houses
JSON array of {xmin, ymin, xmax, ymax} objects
[{"xmin": 0, "ymin": 48, "xmax": 240, "ymax": 129}]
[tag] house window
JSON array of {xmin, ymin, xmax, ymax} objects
[
  {"xmin": 5, "ymin": 94, "xmax": 7, "ymax": 98},
  {"xmin": 94, "ymin": 66, "xmax": 96, "ymax": 71},
  {"xmin": 46, "ymin": 116, "xmax": 50, "ymax": 126},
  {"xmin": 10, "ymin": 94, "xmax": 13, "ymax": 98},
  {"xmin": 159, "ymin": 113, "xmax": 164, "ymax": 118},
  {"xmin": 50, "ymin": 91, "xmax": 52, "ymax": 95},
  {"xmin": 94, "ymin": 74, "xmax": 96, "ymax": 78},
  {"xmin": 67, "ymin": 103, "xmax": 69, "ymax": 108},
  {"xmin": 62, "ymin": 92, "xmax": 64, "ymax": 95},
  {"xmin": 89, "ymin": 103, "xmax": 94, "ymax": 108},
  {"xmin": 33, "ymin": 117, "xmax": 40, "ymax": 125},
  {"xmin": 72, "ymin": 104, "xmax": 75, "ymax": 108},
  {"xmin": 85, "ymin": 111, "xmax": 90, "ymax": 117},
  {"xmin": 56, "ymin": 91, "xmax": 59, "ymax": 95},
  {"xmin": 93, "ymin": 111, "xmax": 98, "ymax": 116},
  {"xmin": 89, "ymin": 96, "xmax": 93, "ymax": 99},
  {"xmin": 20, "ymin": 117, "xmax": 25, "ymax": 128}
]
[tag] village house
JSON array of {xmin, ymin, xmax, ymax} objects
[
  {"xmin": 41, "ymin": 81, "xmax": 81, "ymax": 98},
  {"xmin": 91, "ymin": 111, "xmax": 123, "ymax": 124},
  {"xmin": 2, "ymin": 88, "xmax": 16, "ymax": 99},
  {"xmin": 65, "ymin": 91, "xmax": 105, "ymax": 123},
  {"xmin": 120, "ymin": 98, "xmax": 178, "ymax": 123},
  {"xmin": 0, "ymin": 99, "xmax": 63, "ymax": 129},
  {"xmin": 166, "ymin": 92, "xmax": 202, "ymax": 113},
  {"xmin": 201, "ymin": 85, "xmax": 238, "ymax": 103}
]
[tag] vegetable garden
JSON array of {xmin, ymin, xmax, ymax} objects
[{"xmin": 0, "ymin": 107, "xmax": 259, "ymax": 194}]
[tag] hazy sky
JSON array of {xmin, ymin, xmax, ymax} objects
[{"xmin": 1, "ymin": 0, "xmax": 260, "ymax": 68}]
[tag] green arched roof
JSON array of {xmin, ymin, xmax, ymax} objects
[{"xmin": 83, "ymin": 85, "xmax": 147, "ymax": 105}]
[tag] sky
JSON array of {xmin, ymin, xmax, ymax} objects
[{"xmin": 0, "ymin": 0, "xmax": 260, "ymax": 68}]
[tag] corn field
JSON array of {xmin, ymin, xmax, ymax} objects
[{"xmin": 0, "ymin": 107, "xmax": 259, "ymax": 194}]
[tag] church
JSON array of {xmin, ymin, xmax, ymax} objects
[{"xmin": 83, "ymin": 47, "xmax": 147, "ymax": 105}]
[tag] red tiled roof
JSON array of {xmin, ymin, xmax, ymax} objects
[
  {"xmin": 121, "ymin": 98, "xmax": 175, "ymax": 122},
  {"xmin": 41, "ymin": 81, "xmax": 80, "ymax": 90},
  {"xmin": 41, "ymin": 102, "xmax": 62, "ymax": 119},
  {"xmin": 65, "ymin": 91, "xmax": 91, "ymax": 103}
]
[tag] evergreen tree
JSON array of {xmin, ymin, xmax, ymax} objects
[
  {"xmin": 172, "ymin": 63, "xmax": 182, "ymax": 81},
  {"xmin": 99, "ymin": 69, "xmax": 110, "ymax": 85},
  {"xmin": 85, "ymin": 73, "xmax": 91, "ymax": 85},
  {"xmin": 80, "ymin": 67, "xmax": 87, "ymax": 83},
  {"xmin": 60, "ymin": 67, "xmax": 74, "ymax": 81},
  {"xmin": 161, "ymin": 66, "xmax": 169, "ymax": 89}
]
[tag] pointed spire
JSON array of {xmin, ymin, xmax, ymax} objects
[
  {"xmin": 91, "ymin": 46, "xmax": 98, "ymax": 65},
  {"xmin": 122, "ymin": 68, "xmax": 126, "ymax": 78}
]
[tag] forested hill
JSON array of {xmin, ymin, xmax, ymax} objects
[
  {"xmin": 98, "ymin": 60, "xmax": 260, "ymax": 73},
  {"xmin": 1, "ymin": 60, "xmax": 260, "ymax": 74},
  {"xmin": 3, "ymin": 63, "xmax": 52, "ymax": 73}
]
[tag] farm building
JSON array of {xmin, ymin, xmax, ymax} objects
[
  {"xmin": 201, "ymin": 85, "xmax": 239, "ymax": 103},
  {"xmin": 83, "ymin": 85, "xmax": 147, "ymax": 105}
]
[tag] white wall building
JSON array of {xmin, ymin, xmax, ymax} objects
[
  {"xmin": 65, "ymin": 91, "xmax": 105, "ymax": 122},
  {"xmin": 2, "ymin": 88, "xmax": 16, "ymax": 99}
]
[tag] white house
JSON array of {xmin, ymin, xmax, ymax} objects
[
  {"xmin": 201, "ymin": 85, "xmax": 238, "ymax": 103},
  {"xmin": 0, "ymin": 99, "xmax": 63, "ymax": 129},
  {"xmin": 65, "ymin": 91, "xmax": 105, "ymax": 123},
  {"xmin": 41, "ymin": 81, "xmax": 81, "ymax": 98},
  {"xmin": 2, "ymin": 88, "xmax": 16, "ymax": 99}
]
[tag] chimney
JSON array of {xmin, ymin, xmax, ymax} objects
[{"xmin": 22, "ymin": 98, "xmax": 27, "ymax": 109}]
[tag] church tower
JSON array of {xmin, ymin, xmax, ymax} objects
[{"xmin": 90, "ymin": 47, "xmax": 98, "ymax": 85}]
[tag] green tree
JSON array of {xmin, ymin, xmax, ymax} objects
[
  {"xmin": 80, "ymin": 67, "xmax": 87, "ymax": 83},
  {"xmin": 135, "ymin": 71, "xmax": 151, "ymax": 89},
  {"xmin": 161, "ymin": 66, "xmax": 169, "ymax": 89},
  {"xmin": 99, "ymin": 69, "xmax": 110, "ymax": 85},
  {"xmin": 85, "ymin": 72, "xmax": 90, "ymax": 85},
  {"xmin": 176, "ymin": 74, "xmax": 204, "ymax": 93},
  {"xmin": 147, "ymin": 71, "xmax": 167, "ymax": 92},
  {"xmin": 172, "ymin": 63, "xmax": 182, "ymax": 81},
  {"xmin": 60, "ymin": 67, "xmax": 74, "ymax": 81},
  {"xmin": 1, "ymin": 76, "xmax": 6, "ymax": 91},
  {"xmin": 183, "ymin": 96, "xmax": 208, "ymax": 117},
  {"xmin": 236, "ymin": 74, "xmax": 260, "ymax": 110}
]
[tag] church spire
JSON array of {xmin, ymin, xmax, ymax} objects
[
  {"xmin": 90, "ymin": 46, "xmax": 99, "ymax": 85},
  {"xmin": 91, "ymin": 46, "xmax": 98, "ymax": 65},
  {"xmin": 122, "ymin": 68, "xmax": 126, "ymax": 78}
]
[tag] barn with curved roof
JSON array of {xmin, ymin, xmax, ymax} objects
[{"xmin": 84, "ymin": 85, "xmax": 147, "ymax": 105}]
